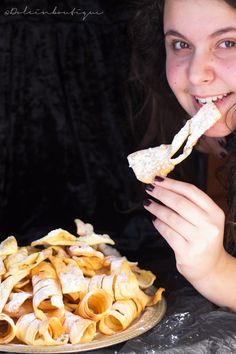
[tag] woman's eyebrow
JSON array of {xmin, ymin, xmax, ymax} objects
[
  {"xmin": 209, "ymin": 27, "xmax": 236, "ymax": 38},
  {"xmin": 164, "ymin": 30, "xmax": 187, "ymax": 39},
  {"xmin": 165, "ymin": 27, "xmax": 236, "ymax": 39}
]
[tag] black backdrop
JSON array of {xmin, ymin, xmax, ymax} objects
[
  {"xmin": 0, "ymin": 0, "xmax": 204, "ymax": 289},
  {"xmin": 0, "ymin": 1, "xmax": 139, "ymax": 240}
]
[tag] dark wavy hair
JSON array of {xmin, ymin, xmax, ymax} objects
[
  {"xmin": 128, "ymin": 0, "xmax": 186, "ymax": 149},
  {"xmin": 129, "ymin": 0, "xmax": 236, "ymax": 253}
]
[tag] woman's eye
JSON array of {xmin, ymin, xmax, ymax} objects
[
  {"xmin": 219, "ymin": 40, "xmax": 236, "ymax": 48},
  {"xmin": 172, "ymin": 40, "xmax": 189, "ymax": 50}
]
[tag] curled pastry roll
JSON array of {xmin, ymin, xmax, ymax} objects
[
  {"xmin": 0, "ymin": 270, "xmax": 29, "ymax": 313},
  {"xmin": 64, "ymin": 311, "xmax": 96, "ymax": 344},
  {"xmin": 16, "ymin": 313, "xmax": 68, "ymax": 345},
  {"xmin": 31, "ymin": 261, "xmax": 64, "ymax": 320},
  {"xmin": 88, "ymin": 274, "xmax": 105, "ymax": 292},
  {"xmin": 99, "ymin": 299, "xmax": 138, "ymax": 335},
  {"xmin": 114, "ymin": 269, "xmax": 140, "ymax": 301},
  {"xmin": 0, "ymin": 313, "xmax": 16, "ymax": 344},
  {"xmin": 83, "ymin": 274, "xmax": 115, "ymax": 299},
  {"xmin": 75, "ymin": 289, "xmax": 112, "ymax": 322},
  {"xmin": 39, "ymin": 317, "xmax": 68, "ymax": 345},
  {"xmin": 98, "ymin": 274, "xmax": 115, "ymax": 299},
  {"xmin": 3, "ymin": 291, "xmax": 33, "ymax": 318}
]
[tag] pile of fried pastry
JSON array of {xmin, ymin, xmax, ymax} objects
[{"xmin": 0, "ymin": 219, "xmax": 164, "ymax": 346}]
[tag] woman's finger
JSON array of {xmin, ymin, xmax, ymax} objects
[
  {"xmin": 152, "ymin": 217, "xmax": 189, "ymax": 255},
  {"xmin": 153, "ymin": 177, "xmax": 219, "ymax": 213},
  {"xmin": 146, "ymin": 185, "xmax": 207, "ymax": 226},
  {"xmin": 146, "ymin": 201, "xmax": 197, "ymax": 241}
]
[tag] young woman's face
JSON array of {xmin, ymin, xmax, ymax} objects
[{"xmin": 164, "ymin": 0, "xmax": 236, "ymax": 137}]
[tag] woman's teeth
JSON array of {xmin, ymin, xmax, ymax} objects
[{"xmin": 195, "ymin": 92, "xmax": 231, "ymax": 104}]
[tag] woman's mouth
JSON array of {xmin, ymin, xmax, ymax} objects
[{"xmin": 194, "ymin": 92, "xmax": 232, "ymax": 106}]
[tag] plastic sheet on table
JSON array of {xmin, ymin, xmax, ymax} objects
[{"xmin": 119, "ymin": 287, "xmax": 236, "ymax": 354}]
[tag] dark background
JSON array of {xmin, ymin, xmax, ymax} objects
[{"xmin": 0, "ymin": 0, "xmax": 205, "ymax": 290}]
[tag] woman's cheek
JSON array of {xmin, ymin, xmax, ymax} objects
[{"xmin": 166, "ymin": 59, "xmax": 181, "ymax": 93}]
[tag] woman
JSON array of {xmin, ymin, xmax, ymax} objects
[{"xmin": 131, "ymin": 0, "xmax": 236, "ymax": 311}]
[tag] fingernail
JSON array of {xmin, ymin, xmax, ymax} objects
[
  {"xmin": 155, "ymin": 176, "xmax": 164, "ymax": 182},
  {"xmin": 145, "ymin": 184, "xmax": 154, "ymax": 192},
  {"xmin": 143, "ymin": 199, "xmax": 152, "ymax": 206},
  {"xmin": 151, "ymin": 214, "xmax": 156, "ymax": 221},
  {"xmin": 220, "ymin": 152, "xmax": 227, "ymax": 159}
]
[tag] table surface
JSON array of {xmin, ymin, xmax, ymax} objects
[{"xmin": 79, "ymin": 286, "xmax": 236, "ymax": 354}]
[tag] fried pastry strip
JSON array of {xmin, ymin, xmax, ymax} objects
[
  {"xmin": 0, "ymin": 270, "xmax": 29, "ymax": 312},
  {"xmin": 49, "ymin": 256, "xmax": 87, "ymax": 295},
  {"xmin": 3, "ymin": 291, "xmax": 32, "ymax": 318},
  {"xmin": 75, "ymin": 289, "xmax": 112, "ymax": 322},
  {"xmin": 128, "ymin": 102, "xmax": 221, "ymax": 183},
  {"xmin": 0, "ymin": 313, "xmax": 16, "ymax": 344},
  {"xmin": 64, "ymin": 311, "xmax": 96, "ymax": 344},
  {"xmin": 31, "ymin": 261, "xmax": 64, "ymax": 320},
  {"xmin": 99, "ymin": 299, "xmax": 138, "ymax": 335},
  {"xmin": 16, "ymin": 313, "xmax": 68, "ymax": 345}
]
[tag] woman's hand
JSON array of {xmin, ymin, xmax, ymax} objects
[{"xmin": 144, "ymin": 177, "xmax": 227, "ymax": 283}]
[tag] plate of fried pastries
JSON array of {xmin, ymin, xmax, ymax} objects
[{"xmin": 0, "ymin": 218, "xmax": 166, "ymax": 353}]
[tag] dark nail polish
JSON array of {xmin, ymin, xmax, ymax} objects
[
  {"xmin": 145, "ymin": 184, "xmax": 154, "ymax": 192},
  {"xmin": 155, "ymin": 176, "xmax": 164, "ymax": 182},
  {"xmin": 220, "ymin": 152, "xmax": 227, "ymax": 159},
  {"xmin": 151, "ymin": 214, "xmax": 156, "ymax": 221},
  {"xmin": 143, "ymin": 199, "xmax": 152, "ymax": 206}
]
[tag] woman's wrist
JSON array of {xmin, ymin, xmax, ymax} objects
[{"xmin": 190, "ymin": 250, "xmax": 236, "ymax": 310}]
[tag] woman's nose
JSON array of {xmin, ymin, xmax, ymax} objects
[{"xmin": 188, "ymin": 50, "xmax": 215, "ymax": 86}]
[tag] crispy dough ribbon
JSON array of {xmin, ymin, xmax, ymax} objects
[
  {"xmin": 3, "ymin": 291, "xmax": 33, "ymax": 318},
  {"xmin": 49, "ymin": 256, "xmax": 87, "ymax": 295},
  {"xmin": 64, "ymin": 311, "xmax": 96, "ymax": 344},
  {"xmin": 128, "ymin": 102, "xmax": 221, "ymax": 182},
  {"xmin": 75, "ymin": 289, "xmax": 112, "ymax": 322},
  {"xmin": 4, "ymin": 248, "xmax": 51, "ymax": 277},
  {"xmin": 0, "ymin": 270, "xmax": 29, "ymax": 313},
  {"xmin": 31, "ymin": 261, "xmax": 64, "ymax": 320},
  {"xmin": 0, "ymin": 219, "xmax": 165, "ymax": 347},
  {"xmin": 16, "ymin": 313, "xmax": 68, "ymax": 345},
  {"xmin": 0, "ymin": 313, "xmax": 16, "ymax": 344},
  {"xmin": 99, "ymin": 299, "xmax": 138, "ymax": 335}
]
